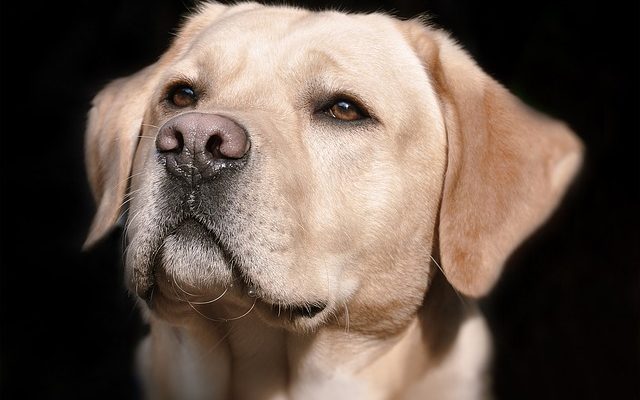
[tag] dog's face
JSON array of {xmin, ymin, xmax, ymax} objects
[{"xmin": 84, "ymin": 3, "xmax": 582, "ymax": 335}]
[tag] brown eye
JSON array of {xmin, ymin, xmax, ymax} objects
[
  {"xmin": 326, "ymin": 100, "xmax": 367, "ymax": 121},
  {"xmin": 169, "ymin": 85, "xmax": 197, "ymax": 107}
]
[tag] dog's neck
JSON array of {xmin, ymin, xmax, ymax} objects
[{"xmin": 138, "ymin": 274, "xmax": 492, "ymax": 400}]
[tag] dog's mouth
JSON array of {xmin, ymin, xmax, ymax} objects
[
  {"xmin": 141, "ymin": 217, "xmax": 330, "ymax": 327},
  {"xmin": 241, "ymin": 279, "xmax": 329, "ymax": 325},
  {"xmin": 259, "ymin": 298, "xmax": 327, "ymax": 320}
]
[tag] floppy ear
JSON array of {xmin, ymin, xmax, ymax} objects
[
  {"xmin": 83, "ymin": 66, "xmax": 160, "ymax": 249},
  {"xmin": 399, "ymin": 20, "xmax": 583, "ymax": 297}
]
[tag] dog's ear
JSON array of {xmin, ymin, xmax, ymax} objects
[
  {"xmin": 83, "ymin": 65, "xmax": 161, "ymax": 250},
  {"xmin": 399, "ymin": 20, "xmax": 583, "ymax": 297},
  {"xmin": 83, "ymin": 2, "xmax": 231, "ymax": 249}
]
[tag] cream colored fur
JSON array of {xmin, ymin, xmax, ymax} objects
[{"xmin": 84, "ymin": 3, "xmax": 583, "ymax": 399}]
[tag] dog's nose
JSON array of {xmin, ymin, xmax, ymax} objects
[{"xmin": 156, "ymin": 112, "xmax": 250, "ymax": 181}]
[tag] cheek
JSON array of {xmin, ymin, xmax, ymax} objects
[
  {"xmin": 299, "ymin": 121, "xmax": 446, "ymax": 284},
  {"xmin": 302, "ymin": 134, "xmax": 382, "ymax": 249},
  {"xmin": 303, "ymin": 130, "xmax": 441, "ymax": 250}
]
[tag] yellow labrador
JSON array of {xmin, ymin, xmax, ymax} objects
[{"xmin": 83, "ymin": 2, "xmax": 583, "ymax": 399}]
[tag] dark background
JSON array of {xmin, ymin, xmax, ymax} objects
[{"xmin": 1, "ymin": 0, "xmax": 638, "ymax": 399}]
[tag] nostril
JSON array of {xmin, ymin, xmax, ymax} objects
[
  {"xmin": 157, "ymin": 128, "xmax": 184, "ymax": 153},
  {"xmin": 206, "ymin": 135, "xmax": 223, "ymax": 159},
  {"xmin": 217, "ymin": 127, "xmax": 250, "ymax": 160}
]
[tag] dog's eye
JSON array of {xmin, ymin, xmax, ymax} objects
[
  {"xmin": 168, "ymin": 85, "xmax": 197, "ymax": 108},
  {"xmin": 325, "ymin": 100, "xmax": 367, "ymax": 121}
]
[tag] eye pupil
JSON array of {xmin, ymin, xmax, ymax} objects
[{"xmin": 170, "ymin": 85, "xmax": 196, "ymax": 107}]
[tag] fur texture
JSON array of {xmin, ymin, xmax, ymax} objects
[{"xmin": 84, "ymin": 3, "xmax": 582, "ymax": 399}]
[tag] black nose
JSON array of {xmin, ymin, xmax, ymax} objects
[{"xmin": 156, "ymin": 112, "xmax": 250, "ymax": 182}]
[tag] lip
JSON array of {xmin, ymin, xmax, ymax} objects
[
  {"xmin": 237, "ymin": 278, "xmax": 328, "ymax": 321},
  {"xmin": 260, "ymin": 300, "xmax": 327, "ymax": 320},
  {"xmin": 242, "ymin": 293, "xmax": 329, "ymax": 330},
  {"xmin": 137, "ymin": 218, "xmax": 330, "ymax": 325}
]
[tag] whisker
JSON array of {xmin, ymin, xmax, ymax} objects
[
  {"xmin": 188, "ymin": 288, "xmax": 227, "ymax": 305},
  {"xmin": 343, "ymin": 303, "xmax": 350, "ymax": 333},
  {"xmin": 122, "ymin": 209, "xmax": 143, "ymax": 239},
  {"xmin": 120, "ymin": 189, "xmax": 144, "ymax": 209},
  {"xmin": 172, "ymin": 276, "xmax": 201, "ymax": 297},
  {"xmin": 125, "ymin": 171, "xmax": 147, "ymax": 182},
  {"xmin": 187, "ymin": 300, "xmax": 218, "ymax": 321},
  {"xmin": 109, "ymin": 171, "xmax": 144, "ymax": 199},
  {"xmin": 429, "ymin": 255, "xmax": 470, "ymax": 309},
  {"xmin": 169, "ymin": 278, "xmax": 189, "ymax": 303},
  {"xmin": 121, "ymin": 210, "xmax": 144, "ymax": 265},
  {"xmin": 330, "ymin": 308, "xmax": 341, "ymax": 325},
  {"xmin": 123, "ymin": 186, "xmax": 144, "ymax": 199},
  {"xmin": 281, "ymin": 197, "xmax": 308, "ymax": 234},
  {"xmin": 199, "ymin": 326, "xmax": 233, "ymax": 362},
  {"xmin": 222, "ymin": 298, "xmax": 257, "ymax": 321},
  {"xmin": 188, "ymin": 297, "xmax": 257, "ymax": 323},
  {"xmin": 172, "ymin": 277, "xmax": 228, "ymax": 304},
  {"xmin": 141, "ymin": 123, "xmax": 160, "ymax": 129}
]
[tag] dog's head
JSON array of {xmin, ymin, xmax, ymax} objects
[{"xmin": 84, "ymin": 3, "xmax": 582, "ymax": 335}]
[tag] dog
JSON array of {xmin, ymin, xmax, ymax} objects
[{"xmin": 83, "ymin": 2, "xmax": 583, "ymax": 399}]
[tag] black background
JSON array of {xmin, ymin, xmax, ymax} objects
[{"xmin": 1, "ymin": 1, "xmax": 638, "ymax": 399}]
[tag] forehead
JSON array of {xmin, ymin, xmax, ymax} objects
[{"xmin": 174, "ymin": 6, "xmax": 423, "ymax": 86}]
